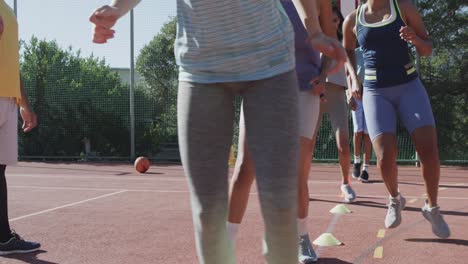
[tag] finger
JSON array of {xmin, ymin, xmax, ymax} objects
[
  {"xmin": 96, "ymin": 32, "xmax": 114, "ymax": 39},
  {"xmin": 23, "ymin": 121, "xmax": 31, "ymax": 132},
  {"xmin": 93, "ymin": 37, "xmax": 108, "ymax": 44},
  {"xmin": 94, "ymin": 26, "xmax": 115, "ymax": 35}
]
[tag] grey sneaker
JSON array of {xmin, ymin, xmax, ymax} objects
[
  {"xmin": 422, "ymin": 201, "xmax": 451, "ymax": 238},
  {"xmin": 385, "ymin": 194, "xmax": 406, "ymax": 228},
  {"xmin": 298, "ymin": 235, "xmax": 318, "ymax": 263},
  {"xmin": 0, "ymin": 231, "xmax": 41, "ymax": 255},
  {"xmin": 340, "ymin": 184, "xmax": 356, "ymax": 202}
]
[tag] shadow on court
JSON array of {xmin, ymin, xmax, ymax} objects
[
  {"xmin": 1, "ymin": 250, "xmax": 58, "ymax": 264},
  {"xmin": 405, "ymin": 238, "xmax": 468, "ymax": 247},
  {"xmin": 310, "ymin": 198, "xmax": 468, "ymax": 217},
  {"xmin": 317, "ymin": 258, "xmax": 353, "ymax": 264}
]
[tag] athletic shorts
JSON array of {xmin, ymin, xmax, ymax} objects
[
  {"xmin": 0, "ymin": 97, "xmax": 18, "ymax": 165},
  {"xmin": 318, "ymin": 83, "xmax": 349, "ymax": 136},
  {"xmin": 351, "ymin": 99, "xmax": 368, "ymax": 134},
  {"xmin": 363, "ymin": 78, "xmax": 435, "ymax": 142},
  {"xmin": 298, "ymin": 90, "xmax": 320, "ymax": 140}
]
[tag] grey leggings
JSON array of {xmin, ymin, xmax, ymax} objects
[{"xmin": 177, "ymin": 71, "xmax": 299, "ymax": 264}]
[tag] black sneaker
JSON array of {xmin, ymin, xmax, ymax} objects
[
  {"xmin": 359, "ymin": 170, "xmax": 369, "ymax": 183},
  {"xmin": 352, "ymin": 163, "xmax": 361, "ymax": 179},
  {"xmin": 0, "ymin": 231, "xmax": 41, "ymax": 255}
]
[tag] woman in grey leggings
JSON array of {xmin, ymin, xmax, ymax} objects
[{"xmin": 90, "ymin": 0, "xmax": 346, "ymax": 263}]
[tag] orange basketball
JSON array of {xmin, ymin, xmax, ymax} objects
[{"xmin": 134, "ymin": 156, "xmax": 150, "ymax": 173}]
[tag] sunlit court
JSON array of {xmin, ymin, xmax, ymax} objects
[{"xmin": 2, "ymin": 163, "xmax": 468, "ymax": 263}]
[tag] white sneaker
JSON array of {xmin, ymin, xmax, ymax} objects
[
  {"xmin": 340, "ymin": 184, "xmax": 356, "ymax": 202},
  {"xmin": 422, "ymin": 201, "xmax": 451, "ymax": 238},
  {"xmin": 385, "ymin": 194, "xmax": 406, "ymax": 228}
]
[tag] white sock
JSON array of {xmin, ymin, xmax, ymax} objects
[
  {"xmin": 390, "ymin": 193, "xmax": 401, "ymax": 200},
  {"xmin": 227, "ymin": 222, "xmax": 239, "ymax": 242},
  {"xmin": 362, "ymin": 164, "xmax": 369, "ymax": 171},
  {"xmin": 354, "ymin": 156, "xmax": 361, "ymax": 164},
  {"xmin": 297, "ymin": 217, "xmax": 309, "ymax": 237}
]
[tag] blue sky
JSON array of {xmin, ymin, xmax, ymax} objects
[{"xmin": 5, "ymin": 0, "xmax": 176, "ymax": 68}]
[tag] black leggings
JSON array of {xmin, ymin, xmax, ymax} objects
[{"xmin": 0, "ymin": 165, "xmax": 11, "ymax": 242}]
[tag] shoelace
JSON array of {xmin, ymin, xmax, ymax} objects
[
  {"xmin": 299, "ymin": 238, "xmax": 312, "ymax": 255},
  {"xmin": 10, "ymin": 230, "xmax": 24, "ymax": 241},
  {"xmin": 387, "ymin": 201, "xmax": 398, "ymax": 213}
]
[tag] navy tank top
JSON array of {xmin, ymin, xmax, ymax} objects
[
  {"xmin": 281, "ymin": 0, "xmax": 321, "ymax": 91},
  {"xmin": 356, "ymin": 0, "xmax": 418, "ymax": 89}
]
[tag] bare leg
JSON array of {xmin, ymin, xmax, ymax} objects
[
  {"xmin": 411, "ymin": 126, "xmax": 440, "ymax": 207},
  {"xmin": 353, "ymin": 132, "xmax": 363, "ymax": 159},
  {"xmin": 297, "ymin": 137, "xmax": 315, "ymax": 219},
  {"xmin": 335, "ymin": 129, "xmax": 351, "ymax": 184},
  {"xmin": 363, "ymin": 133, "xmax": 372, "ymax": 165},
  {"xmin": 372, "ymin": 133, "xmax": 399, "ymax": 197}
]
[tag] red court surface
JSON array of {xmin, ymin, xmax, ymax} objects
[{"xmin": 1, "ymin": 162, "xmax": 467, "ymax": 264}]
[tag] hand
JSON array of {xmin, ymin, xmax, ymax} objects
[
  {"xmin": 89, "ymin": 5, "xmax": 121, "ymax": 43},
  {"xmin": 351, "ymin": 78, "xmax": 363, "ymax": 100},
  {"xmin": 0, "ymin": 16, "xmax": 4, "ymax": 40},
  {"xmin": 309, "ymin": 77, "xmax": 325, "ymax": 96},
  {"xmin": 20, "ymin": 106, "xmax": 37, "ymax": 133},
  {"xmin": 400, "ymin": 26, "xmax": 419, "ymax": 45},
  {"xmin": 307, "ymin": 33, "xmax": 346, "ymax": 74},
  {"xmin": 348, "ymin": 95, "xmax": 357, "ymax": 111}
]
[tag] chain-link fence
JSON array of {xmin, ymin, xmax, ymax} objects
[{"xmin": 8, "ymin": 0, "xmax": 467, "ymax": 165}]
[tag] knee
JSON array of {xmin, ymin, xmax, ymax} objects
[
  {"xmin": 416, "ymin": 143, "xmax": 439, "ymax": 161},
  {"xmin": 376, "ymin": 152, "xmax": 396, "ymax": 170},
  {"xmin": 354, "ymin": 132, "xmax": 364, "ymax": 138},
  {"xmin": 337, "ymin": 139, "xmax": 350, "ymax": 156}
]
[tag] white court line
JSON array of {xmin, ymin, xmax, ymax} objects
[
  {"xmin": 8, "ymin": 186, "xmax": 468, "ymax": 200},
  {"xmin": 9, "ymin": 174, "xmax": 186, "ymax": 181},
  {"xmin": 10, "ymin": 190, "xmax": 127, "ymax": 222},
  {"xmin": 8, "ymin": 174, "xmax": 344, "ymax": 184},
  {"xmin": 10, "ymin": 173, "xmax": 466, "ymax": 187}
]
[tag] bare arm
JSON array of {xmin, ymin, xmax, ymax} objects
[
  {"xmin": 19, "ymin": 78, "xmax": 37, "ymax": 132},
  {"xmin": 0, "ymin": 16, "xmax": 3, "ymax": 40},
  {"xmin": 19, "ymin": 79, "xmax": 31, "ymax": 109},
  {"xmin": 398, "ymin": 0, "xmax": 432, "ymax": 56},
  {"xmin": 109, "ymin": 0, "xmax": 142, "ymax": 18},
  {"xmin": 292, "ymin": 0, "xmax": 346, "ymax": 73},
  {"xmin": 316, "ymin": 0, "xmax": 335, "ymax": 79},
  {"xmin": 343, "ymin": 11, "xmax": 362, "ymax": 100},
  {"xmin": 316, "ymin": 0, "xmax": 336, "ymax": 38},
  {"xmin": 292, "ymin": 0, "xmax": 323, "ymax": 36}
]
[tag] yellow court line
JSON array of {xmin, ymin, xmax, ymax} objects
[
  {"xmin": 407, "ymin": 198, "xmax": 418, "ymax": 204},
  {"xmin": 455, "ymin": 183, "xmax": 464, "ymax": 186},
  {"xmin": 439, "ymin": 187, "xmax": 448, "ymax": 191},
  {"xmin": 377, "ymin": 229, "xmax": 386, "ymax": 238},
  {"xmin": 374, "ymin": 246, "xmax": 384, "ymax": 258},
  {"xmin": 422, "ymin": 193, "xmax": 428, "ymax": 197}
]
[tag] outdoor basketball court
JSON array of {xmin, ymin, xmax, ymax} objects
[{"xmin": 1, "ymin": 162, "xmax": 466, "ymax": 264}]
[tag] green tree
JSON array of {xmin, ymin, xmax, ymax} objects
[
  {"xmin": 20, "ymin": 37, "xmax": 138, "ymax": 157},
  {"xmin": 417, "ymin": 0, "xmax": 468, "ymax": 162},
  {"xmin": 135, "ymin": 18, "xmax": 178, "ymax": 157}
]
